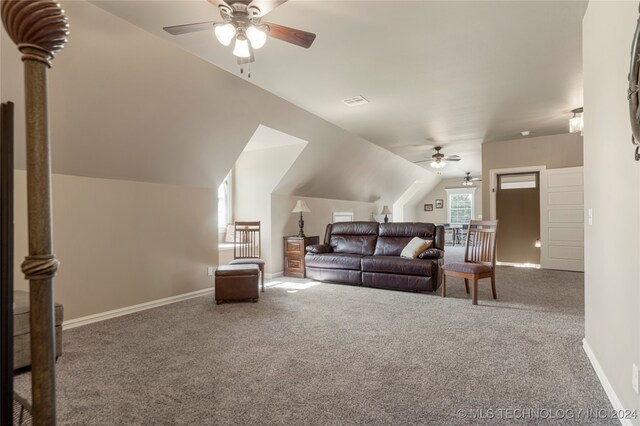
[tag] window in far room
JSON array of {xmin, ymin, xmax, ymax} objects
[
  {"xmin": 446, "ymin": 188, "xmax": 476, "ymax": 225},
  {"xmin": 218, "ymin": 172, "xmax": 232, "ymax": 230}
]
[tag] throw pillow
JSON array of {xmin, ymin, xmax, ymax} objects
[{"xmin": 400, "ymin": 237, "xmax": 433, "ymax": 259}]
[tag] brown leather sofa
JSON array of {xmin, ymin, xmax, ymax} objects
[{"xmin": 305, "ymin": 222, "xmax": 445, "ymax": 292}]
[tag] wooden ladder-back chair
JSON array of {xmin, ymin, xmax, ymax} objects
[
  {"xmin": 441, "ymin": 220, "xmax": 498, "ymax": 305},
  {"xmin": 229, "ymin": 221, "xmax": 265, "ymax": 292}
]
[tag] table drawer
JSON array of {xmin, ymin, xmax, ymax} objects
[
  {"xmin": 285, "ymin": 240, "xmax": 304, "ymax": 253},
  {"xmin": 286, "ymin": 256, "xmax": 303, "ymax": 271}
]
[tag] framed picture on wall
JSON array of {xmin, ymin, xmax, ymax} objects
[
  {"xmin": 333, "ymin": 212, "xmax": 354, "ymax": 223},
  {"xmin": 424, "ymin": 204, "xmax": 433, "ymax": 212},
  {"xmin": 436, "ymin": 199, "xmax": 444, "ymax": 209}
]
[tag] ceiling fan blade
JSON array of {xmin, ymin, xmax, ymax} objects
[
  {"xmin": 248, "ymin": 0, "xmax": 287, "ymax": 16},
  {"xmin": 471, "ymin": 178, "xmax": 482, "ymax": 181},
  {"xmin": 163, "ymin": 21, "xmax": 217, "ymax": 35},
  {"xmin": 413, "ymin": 160, "xmax": 431, "ymax": 164},
  {"xmin": 264, "ymin": 22, "xmax": 316, "ymax": 48},
  {"xmin": 443, "ymin": 157, "xmax": 461, "ymax": 161}
]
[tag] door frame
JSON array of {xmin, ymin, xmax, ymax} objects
[{"xmin": 489, "ymin": 165, "xmax": 547, "ymax": 221}]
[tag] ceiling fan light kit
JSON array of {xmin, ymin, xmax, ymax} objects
[{"xmin": 217, "ymin": 3, "xmax": 267, "ymax": 58}]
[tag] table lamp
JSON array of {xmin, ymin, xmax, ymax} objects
[
  {"xmin": 381, "ymin": 205, "xmax": 391, "ymax": 223},
  {"xmin": 292, "ymin": 200, "xmax": 311, "ymax": 237}
]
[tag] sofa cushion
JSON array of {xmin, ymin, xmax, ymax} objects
[
  {"xmin": 305, "ymin": 253, "xmax": 363, "ymax": 270},
  {"xmin": 374, "ymin": 223, "xmax": 437, "ymax": 256},
  {"xmin": 442, "ymin": 262, "xmax": 493, "ymax": 274},
  {"xmin": 306, "ymin": 244, "xmax": 333, "ymax": 254},
  {"xmin": 361, "ymin": 256, "xmax": 436, "ymax": 277},
  {"xmin": 328, "ymin": 221, "xmax": 379, "ymax": 255},
  {"xmin": 400, "ymin": 237, "xmax": 433, "ymax": 259}
]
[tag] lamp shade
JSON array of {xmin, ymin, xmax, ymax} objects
[
  {"xmin": 291, "ymin": 200, "xmax": 311, "ymax": 213},
  {"xmin": 214, "ymin": 23, "xmax": 236, "ymax": 46},
  {"xmin": 569, "ymin": 115, "xmax": 583, "ymax": 133},
  {"xmin": 233, "ymin": 36, "xmax": 251, "ymax": 58},
  {"xmin": 381, "ymin": 205, "xmax": 391, "ymax": 215},
  {"xmin": 246, "ymin": 25, "xmax": 267, "ymax": 49}
]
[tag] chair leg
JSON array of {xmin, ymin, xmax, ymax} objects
[
  {"xmin": 491, "ymin": 273, "xmax": 497, "ymax": 299},
  {"xmin": 464, "ymin": 278, "xmax": 470, "ymax": 294},
  {"xmin": 472, "ymin": 276, "xmax": 478, "ymax": 305},
  {"xmin": 442, "ymin": 274, "xmax": 447, "ymax": 297}
]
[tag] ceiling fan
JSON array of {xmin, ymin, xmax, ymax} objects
[
  {"xmin": 462, "ymin": 172, "xmax": 482, "ymax": 186},
  {"xmin": 414, "ymin": 146, "xmax": 461, "ymax": 169},
  {"xmin": 162, "ymin": 0, "xmax": 316, "ymax": 66}
]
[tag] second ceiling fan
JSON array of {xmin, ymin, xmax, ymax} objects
[
  {"xmin": 462, "ymin": 172, "xmax": 482, "ymax": 186},
  {"xmin": 414, "ymin": 146, "xmax": 461, "ymax": 169},
  {"xmin": 163, "ymin": 0, "xmax": 316, "ymax": 65}
]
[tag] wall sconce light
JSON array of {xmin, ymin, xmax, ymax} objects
[
  {"xmin": 381, "ymin": 205, "xmax": 391, "ymax": 223},
  {"xmin": 534, "ymin": 239, "xmax": 542, "ymax": 248},
  {"xmin": 569, "ymin": 107, "xmax": 583, "ymax": 135}
]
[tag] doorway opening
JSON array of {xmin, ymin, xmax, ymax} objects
[{"xmin": 495, "ymin": 172, "xmax": 541, "ymax": 266}]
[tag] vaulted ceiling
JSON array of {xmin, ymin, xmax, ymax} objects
[{"xmin": 92, "ymin": 0, "xmax": 586, "ymax": 179}]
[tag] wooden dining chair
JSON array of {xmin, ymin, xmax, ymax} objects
[
  {"xmin": 441, "ymin": 220, "xmax": 498, "ymax": 305},
  {"xmin": 229, "ymin": 221, "xmax": 265, "ymax": 292}
]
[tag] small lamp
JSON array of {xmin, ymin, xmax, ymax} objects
[
  {"xmin": 291, "ymin": 200, "xmax": 311, "ymax": 237},
  {"xmin": 381, "ymin": 205, "xmax": 391, "ymax": 223}
]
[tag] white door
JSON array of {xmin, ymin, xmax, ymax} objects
[{"xmin": 540, "ymin": 167, "xmax": 584, "ymax": 271}]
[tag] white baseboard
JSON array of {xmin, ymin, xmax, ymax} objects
[
  {"xmin": 63, "ymin": 288, "xmax": 214, "ymax": 330},
  {"xmin": 265, "ymin": 271, "xmax": 283, "ymax": 279},
  {"xmin": 583, "ymin": 338, "xmax": 631, "ymax": 426}
]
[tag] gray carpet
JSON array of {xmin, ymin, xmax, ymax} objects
[{"xmin": 15, "ymin": 247, "xmax": 616, "ymax": 425}]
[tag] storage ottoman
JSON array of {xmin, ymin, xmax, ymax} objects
[
  {"xmin": 14, "ymin": 290, "xmax": 63, "ymax": 370},
  {"xmin": 215, "ymin": 264, "xmax": 260, "ymax": 304}
]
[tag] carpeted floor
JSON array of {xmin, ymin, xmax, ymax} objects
[{"xmin": 14, "ymin": 247, "xmax": 616, "ymax": 425}]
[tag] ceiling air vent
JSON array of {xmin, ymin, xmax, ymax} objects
[{"xmin": 342, "ymin": 95, "xmax": 369, "ymax": 107}]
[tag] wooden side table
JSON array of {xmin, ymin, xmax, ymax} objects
[{"xmin": 283, "ymin": 235, "xmax": 319, "ymax": 278}]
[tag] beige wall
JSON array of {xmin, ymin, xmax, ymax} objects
[
  {"xmin": 583, "ymin": 1, "xmax": 640, "ymax": 418},
  {"xmin": 415, "ymin": 178, "xmax": 483, "ymax": 223},
  {"xmin": 481, "ymin": 133, "xmax": 583, "ymax": 218},
  {"xmin": 13, "ymin": 171, "xmax": 218, "ymax": 320},
  {"xmin": 270, "ymin": 195, "xmax": 377, "ymax": 275}
]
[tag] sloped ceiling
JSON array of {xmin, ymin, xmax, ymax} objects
[
  {"xmin": 90, "ymin": 0, "xmax": 587, "ymax": 179},
  {"xmin": 0, "ymin": 0, "xmax": 439, "ymax": 204}
]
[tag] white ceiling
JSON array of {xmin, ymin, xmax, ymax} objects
[{"xmin": 92, "ymin": 0, "xmax": 586, "ymax": 179}]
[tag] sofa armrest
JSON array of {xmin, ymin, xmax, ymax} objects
[
  {"xmin": 418, "ymin": 248, "xmax": 444, "ymax": 259},
  {"xmin": 306, "ymin": 244, "xmax": 333, "ymax": 254}
]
